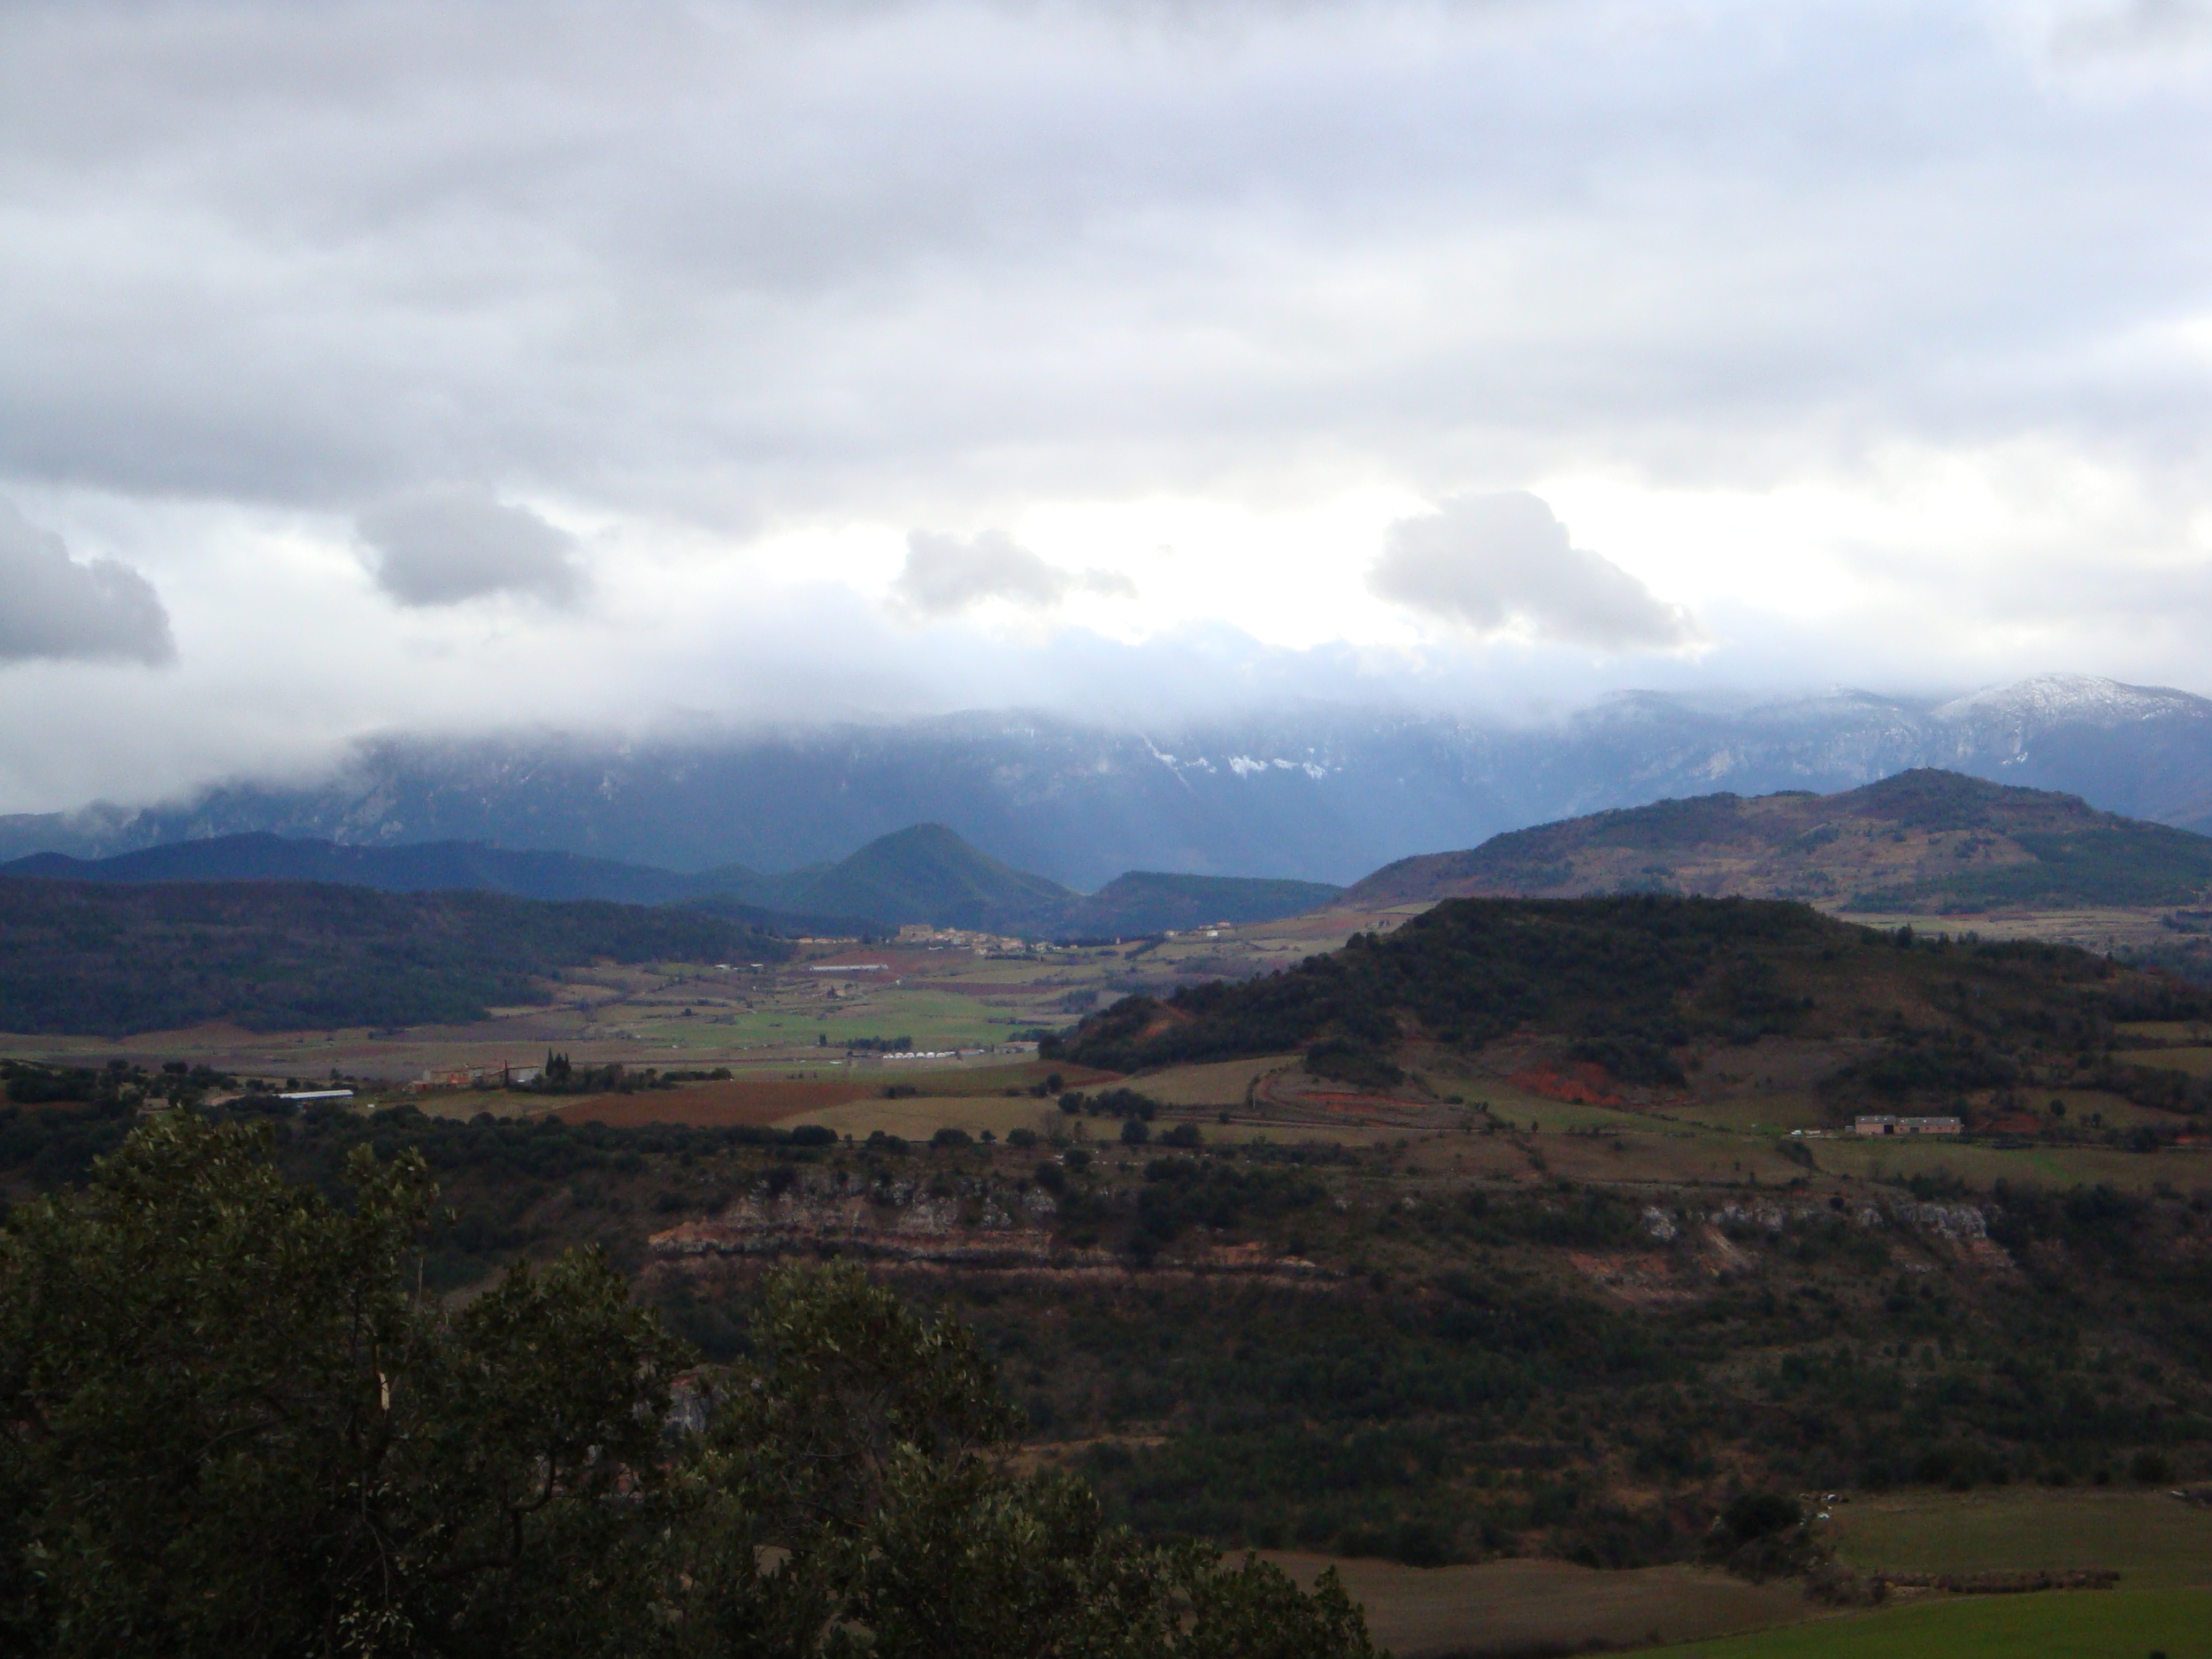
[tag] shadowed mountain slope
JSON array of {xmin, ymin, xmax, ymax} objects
[
  {"xmin": 1067, "ymin": 872, "xmax": 1343, "ymax": 936},
  {"xmin": 746, "ymin": 823, "xmax": 1076, "ymax": 933},
  {"xmin": 1, "ymin": 832, "xmax": 712, "ymax": 905},
  {"xmin": 740, "ymin": 830, "xmax": 1345, "ymax": 936},
  {"xmin": 1340, "ymin": 770, "xmax": 2212, "ymax": 914},
  {"xmin": 2, "ymin": 826, "xmax": 1337, "ymax": 941},
  {"xmin": 0, "ymin": 879, "xmax": 795, "ymax": 1036},
  {"xmin": 0, "ymin": 833, "xmax": 875, "ymax": 938}
]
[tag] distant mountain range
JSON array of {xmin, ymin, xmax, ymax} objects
[
  {"xmin": 1340, "ymin": 769, "xmax": 2212, "ymax": 914},
  {"xmin": 688, "ymin": 824, "xmax": 1339, "ymax": 938},
  {"xmin": 3, "ymin": 833, "xmax": 721, "ymax": 906},
  {"xmin": 0, "ymin": 824, "xmax": 1341, "ymax": 939},
  {"xmin": 4, "ymin": 674, "xmax": 2209, "ymax": 888}
]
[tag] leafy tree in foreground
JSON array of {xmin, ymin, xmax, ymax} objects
[{"xmin": 0, "ymin": 1116, "xmax": 1380, "ymax": 1659}]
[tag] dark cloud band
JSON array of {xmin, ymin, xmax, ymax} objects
[
  {"xmin": 0, "ymin": 501, "xmax": 174, "ymax": 667},
  {"xmin": 356, "ymin": 488, "xmax": 583, "ymax": 608},
  {"xmin": 892, "ymin": 529, "xmax": 1134, "ymax": 618}
]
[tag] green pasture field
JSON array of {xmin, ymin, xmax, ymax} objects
[
  {"xmin": 1656, "ymin": 1586, "xmax": 2212, "ymax": 1658},
  {"xmin": 1829, "ymin": 1488, "xmax": 2212, "ymax": 1591},
  {"xmin": 1532, "ymin": 1129, "xmax": 1814, "ymax": 1189},
  {"xmin": 1471, "ymin": 1092, "xmax": 1663, "ymax": 1134},
  {"xmin": 1129, "ymin": 1056, "xmax": 1302, "ymax": 1107},
  {"xmin": 2116, "ymin": 1021, "xmax": 2212, "ymax": 1042},
  {"xmin": 1667, "ymin": 1092, "xmax": 1829, "ymax": 1133},
  {"xmin": 2039, "ymin": 1087, "xmax": 2200, "ymax": 1128},
  {"xmin": 1374, "ymin": 1091, "xmax": 1820, "ymax": 1187},
  {"xmin": 778, "ymin": 1094, "xmax": 1067, "ymax": 1141},
  {"xmin": 1814, "ymin": 1136, "xmax": 2208, "ymax": 1192},
  {"xmin": 2124, "ymin": 1045, "xmax": 2212, "ymax": 1077},
  {"xmin": 1265, "ymin": 1554, "xmax": 1809, "ymax": 1657},
  {"xmin": 1472, "ymin": 1094, "xmax": 1812, "ymax": 1182},
  {"xmin": 626, "ymin": 985, "xmax": 1038, "ymax": 1053}
]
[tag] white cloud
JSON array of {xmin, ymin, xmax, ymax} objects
[
  {"xmin": 2044, "ymin": 0, "xmax": 2212, "ymax": 61},
  {"xmin": 0, "ymin": 498, "xmax": 173, "ymax": 666},
  {"xmin": 3, "ymin": 3, "xmax": 2212, "ymax": 803},
  {"xmin": 1369, "ymin": 494, "xmax": 1703, "ymax": 652},
  {"xmin": 356, "ymin": 487, "xmax": 583, "ymax": 607},
  {"xmin": 890, "ymin": 529, "xmax": 1136, "ymax": 618}
]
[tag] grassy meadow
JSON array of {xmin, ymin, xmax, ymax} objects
[
  {"xmin": 1273, "ymin": 1488, "xmax": 2212, "ymax": 1656},
  {"xmin": 1652, "ymin": 1588, "xmax": 2212, "ymax": 1659},
  {"xmin": 1267, "ymin": 1555, "xmax": 1809, "ymax": 1656},
  {"xmin": 1285, "ymin": 1493, "xmax": 2212, "ymax": 1656},
  {"xmin": 1828, "ymin": 1488, "xmax": 2212, "ymax": 1591},
  {"xmin": 1810, "ymin": 1134, "xmax": 2211, "ymax": 1193}
]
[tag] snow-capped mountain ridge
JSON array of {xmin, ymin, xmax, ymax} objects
[
  {"xmin": 7, "ymin": 675, "xmax": 2212, "ymax": 887},
  {"xmin": 1934, "ymin": 673, "xmax": 2211, "ymax": 728}
]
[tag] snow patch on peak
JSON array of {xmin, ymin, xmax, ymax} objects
[{"xmin": 1933, "ymin": 673, "xmax": 2210, "ymax": 728}]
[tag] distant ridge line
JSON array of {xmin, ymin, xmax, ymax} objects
[{"xmin": 0, "ymin": 826, "xmax": 1341, "ymax": 938}]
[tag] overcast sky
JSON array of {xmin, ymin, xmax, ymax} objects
[{"xmin": 4, "ymin": 0, "xmax": 2212, "ymax": 810}]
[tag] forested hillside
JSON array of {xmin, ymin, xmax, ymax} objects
[
  {"xmin": 4, "ymin": 1078, "xmax": 2207, "ymax": 1588},
  {"xmin": 1056, "ymin": 894, "xmax": 2211, "ymax": 1087},
  {"xmin": 0, "ymin": 879, "xmax": 791, "ymax": 1035}
]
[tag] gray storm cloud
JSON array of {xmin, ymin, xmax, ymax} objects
[
  {"xmin": 890, "ymin": 530, "xmax": 1137, "ymax": 619},
  {"xmin": 356, "ymin": 488, "xmax": 583, "ymax": 608},
  {"xmin": 8, "ymin": 0, "xmax": 2204, "ymax": 526},
  {"xmin": 0, "ymin": 500, "xmax": 174, "ymax": 667},
  {"xmin": 1370, "ymin": 494, "xmax": 1703, "ymax": 653}
]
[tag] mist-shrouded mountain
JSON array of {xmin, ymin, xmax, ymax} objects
[
  {"xmin": 749, "ymin": 823, "xmax": 1076, "ymax": 932},
  {"xmin": 0, "ymin": 833, "xmax": 887, "ymax": 938},
  {"xmin": 693, "ymin": 824, "xmax": 1343, "ymax": 937},
  {"xmin": 6, "ymin": 673, "xmax": 2212, "ymax": 888},
  {"xmin": 1340, "ymin": 768, "xmax": 2212, "ymax": 914}
]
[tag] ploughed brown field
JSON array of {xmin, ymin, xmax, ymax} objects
[{"xmin": 551, "ymin": 1079, "xmax": 874, "ymax": 1127}]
